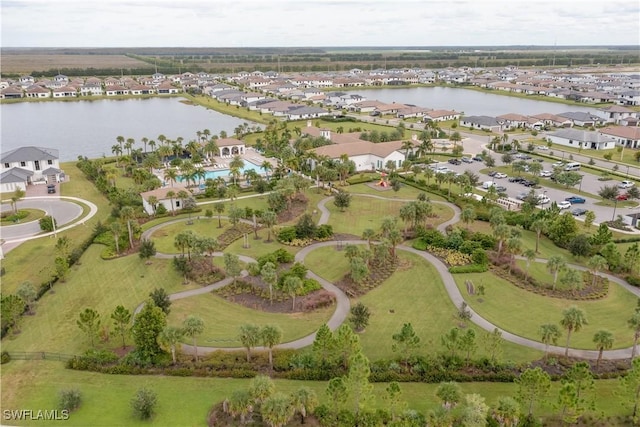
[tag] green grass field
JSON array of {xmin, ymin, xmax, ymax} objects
[
  {"xmin": 166, "ymin": 292, "xmax": 333, "ymax": 347},
  {"xmin": 0, "ymin": 361, "xmax": 630, "ymax": 426},
  {"xmin": 0, "ymin": 208, "xmax": 46, "ymax": 225},
  {"xmin": 150, "ymin": 218, "xmax": 231, "ymax": 253},
  {"xmin": 453, "ymin": 270, "xmax": 638, "ymax": 349}
]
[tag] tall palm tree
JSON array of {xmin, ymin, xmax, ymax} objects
[
  {"xmin": 547, "ymin": 255, "xmax": 565, "ymax": 290},
  {"xmin": 587, "ymin": 255, "xmax": 608, "ymax": 287},
  {"xmin": 204, "ymin": 138, "xmax": 219, "ymax": 160},
  {"xmin": 593, "ymin": 330, "xmax": 614, "ymax": 368},
  {"xmin": 261, "ymin": 160, "xmax": 273, "ymax": 180},
  {"xmin": 539, "ymin": 323, "xmax": 561, "ymax": 358},
  {"xmin": 141, "ymin": 137, "xmax": 149, "ymax": 153},
  {"xmin": 185, "ymin": 140, "xmax": 200, "ymax": 159},
  {"xmin": 119, "ymin": 206, "xmax": 136, "ymax": 249},
  {"xmin": 148, "ymin": 139, "xmax": 156, "ymax": 153},
  {"xmin": 158, "ymin": 144, "xmax": 173, "ymax": 165},
  {"xmin": 166, "ymin": 190, "xmax": 176, "ymax": 215},
  {"xmin": 401, "ymin": 140, "xmax": 414, "ymax": 161},
  {"xmin": 163, "ymin": 168, "xmax": 178, "ymax": 187},
  {"xmin": 111, "ymin": 144, "xmax": 123, "ymax": 166},
  {"xmin": 560, "ymin": 306, "xmax": 588, "ymax": 357},
  {"xmin": 530, "ymin": 218, "xmax": 547, "ymax": 254},
  {"xmin": 124, "ymin": 138, "xmax": 135, "ymax": 156}
]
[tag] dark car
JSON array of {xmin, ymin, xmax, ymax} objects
[
  {"xmin": 487, "ymin": 171, "xmax": 497, "ymax": 177},
  {"xmin": 509, "ymin": 176, "xmax": 524, "ymax": 183},
  {"xmin": 472, "ymin": 156, "xmax": 484, "ymax": 162},
  {"xmin": 565, "ymin": 196, "xmax": 586, "ymax": 204},
  {"xmin": 571, "ymin": 208, "xmax": 588, "ymax": 216},
  {"xmin": 47, "ymin": 184, "xmax": 56, "ymax": 194},
  {"xmin": 495, "ymin": 186, "xmax": 507, "ymax": 192},
  {"xmin": 448, "ymin": 158, "xmax": 461, "ymax": 165}
]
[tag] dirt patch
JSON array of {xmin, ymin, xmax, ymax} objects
[
  {"xmin": 208, "ymin": 402, "xmax": 321, "ymax": 427},
  {"xmin": 530, "ymin": 356, "xmax": 631, "ymax": 378},
  {"xmin": 334, "ymin": 258, "xmax": 399, "ymax": 297},
  {"xmin": 277, "ymin": 194, "xmax": 309, "ymax": 223}
]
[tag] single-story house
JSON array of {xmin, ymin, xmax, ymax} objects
[
  {"xmin": 558, "ymin": 112, "xmax": 601, "ymax": 127},
  {"xmin": 312, "ymin": 139, "xmax": 413, "ymax": 172},
  {"xmin": 1, "ymin": 86, "xmax": 24, "ymax": 99},
  {"xmin": 25, "ymin": 84, "xmax": 51, "ymax": 98},
  {"xmin": 461, "ymin": 115, "xmax": 504, "ymax": 132},
  {"xmin": 599, "ymin": 126, "xmax": 640, "ymax": 149},
  {"xmin": 547, "ymin": 129, "xmax": 616, "ymax": 150},
  {"xmin": 423, "ymin": 109, "xmax": 460, "ymax": 122},
  {"xmin": 140, "ymin": 184, "xmax": 190, "ymax": 216},
  {"xmin": 0, "ymin": 146, "xmax": 61, "ymax": 192},
  {"xmin": 530, "ymin": 113, "xmax": 573, "ymax": 128}
]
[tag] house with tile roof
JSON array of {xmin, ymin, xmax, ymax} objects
[
  {"xmin": 599, "ymin": 126, "xmax": 640, "ymax": 149},
  {"xmin": 0, "ymin": 146, "xmax": 61, "ymax": 193},
  {"xmin": 547, "ymin": 129, "xmax": 616, "ymax": 151},
  {"xmin": 140, "ymin": 184, "xmax": 189, "ymax": 216},
  {"xmin": 460, "ymin": 115, "xmax": 504, "ymax": 132}
]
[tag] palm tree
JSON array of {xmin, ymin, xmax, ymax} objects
[
  {"xmin": 159, "ymin": 326, "xmax": 184, "ymax": 364},
  {"xmin": 185, "ymin": 140, "xmax": 200, "ymax": 159},
  {"xmin": 401, "ymin": 140, "xmax": 414, "ymax": 161},
  {"xmin": 119, "ymin": 206, "xmax": 136, "ymax": 249},
  {"xmin": 141, "ymin": 137, "xmax": 149, "ymax": 153},
  {"xmin": 261, "ymin": 160, "xmax": 273, "ymax": 180},
  {"xmin": 176, "ymin": 190, "xmax": 189, "ymax": 211},
  {"xmin": 539, "ymin": 323, "xmax": 561, "ymax": 358},
  {"xmin": 111, "ymin": 144, "xmax": 123, "ymax": 166},
  {"xmin": 163, "ymin": 168, "xmax": 178, "ymax": 187},
  {"xmin": 261, "ymin": 210, "xmax": 277, "ymax": 242},
  {"xmin": 547, "ymin": 255, "xmax": 565, "ymax": 289},
  {"xmin": 530, "ymin": 218, "xmax": 547, "ymax": 254},
  {"xmin": 261, "ymin": 325, "xmax": 282, "ymax": 370},
  {"xmin": 449, "ymin": 131, "xmax": 462, "ymax": 148},
  {"xmin": 110, "ymin": 221, "xmax": 122, "ymax": 255},
  {"xmin": 523, "ymin": 248, "xmax": 537, "ymax": 280},
  {"xmin": 587, "ymin": 255, "xmax": 608, "ymax": 287},
  {"xmin": 560, "ymin": 306, "xmax": 588, "ymax": 357},
  {"xmin": 282, "ymin": 276, "xmax": 303, "ymax": 312},
  {"xmin": 148, "ymin": 139, "xmax": 156, "ymax": 153},
  {"xmin": 291, "ymin": 387, "xmax": 318, "ymax": 424},
  {"xmin": 166, "ymin": 190, "xmax": 176, "ymax": 216},
  {"xmin": 124, "ymin": 137, "xmax": 135, "ymax": 156},
  {"xmin": 10, "ymin": 188, "xmax": 25, "ymax": 214},
  {"xmin": 158, "ymin": 144, "xmax": 173, "ymax": 165},
  {"xmin": 629, "ymin": 312, "xmax": 640, "ymax": 359},
  {"xmin": 204, "ymin": 138, "xmax": 219, "ymax": 160},
  {"xmin": 593, "ymin": 330, "xmax": 614, "ymax": 368},
  {"xmin": 182, "ymin": 315, "xmax": 204, "ymax": 362},
  {"xmin": 147, "ymin": 195, "xmax": 158, "ymax": 216}
]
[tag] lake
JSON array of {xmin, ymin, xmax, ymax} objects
[
  {"xmin": 0, "ymin": 97, "xmax": 257, "ymax": 161},
  {"xmin": 355, "ymin": 86, "xmax": 598, "ymax": 117}
]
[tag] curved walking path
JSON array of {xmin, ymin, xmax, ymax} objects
[
  {"xmin": 138, "ymin": 191, "xmax": 637, "ymax": 359},
  {"xmin": 0, "ymin": 196, "xmax": 99, "ymax": 254}
]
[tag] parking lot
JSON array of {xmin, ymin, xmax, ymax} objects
[{"xmin": 431, "ymin": 153, "xmax": 640, "ymax": 226}]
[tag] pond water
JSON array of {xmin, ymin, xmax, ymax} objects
[
  {"xmin": 0, "ymin": 97, "xmax": 257, "ymax": 161},
  {"xmin": 355, "ymin": 86, "xmax": 598, "ymax": 117}
]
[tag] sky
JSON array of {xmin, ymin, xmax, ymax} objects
[{"xmin": 1, "ymin": 0, "xmax": 639, "ymax": 47}]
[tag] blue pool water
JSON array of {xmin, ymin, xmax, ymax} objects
[{"xmin": 177, "ymin": 160, "xmax": 261, "ymax": 182}]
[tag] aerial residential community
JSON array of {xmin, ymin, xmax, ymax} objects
[{"xmin": 2, "ymin": 1, "xmax": 640, "ymax": 426}]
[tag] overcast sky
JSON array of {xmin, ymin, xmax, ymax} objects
[{"xmin": 2, "ymin": 0, "xmax": 639, "ymax": 47}]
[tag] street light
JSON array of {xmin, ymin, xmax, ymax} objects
[
  {"xmin": 612, "ymin": 198, "xmax": 618, "ymax": 222},
  {"xmin": 579, "ymin": 175, "xmax": 584, "ymax": 192}
]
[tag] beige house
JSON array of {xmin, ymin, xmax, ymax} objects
[{"xmin": 140, "ymin": 184, "xmax": 189, "ymax": 216}]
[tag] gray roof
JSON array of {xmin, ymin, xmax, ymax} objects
[
  {"xmin": 558, "ymin": 112, "xmax": 599, "ymax": 121},
  {"xmin": 0, "ymin": 167, "xmax": 34, "ymax": 183},
  {"xmin": 462, "ymin": 115, "xmax": 501, "ymax": 127},
  {"xmin": 42, "ymin": 167, "xmax": 62, "ymax": 175},
  {"xmin": 287, "ymin": 106, "xmax": 328, "ymax": 115},
  {"xmin": 549, "ymin": 129, "xmax": 616, "ymax": 144},
  {"xmin": 1, "ymin": 146, "xmax": 59, "ymax": 163}
]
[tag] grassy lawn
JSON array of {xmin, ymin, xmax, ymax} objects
[
  {"xmin": 304, "ymin": 245, "xmax": 351, "ymax": 283},
  {"xmin": 353, "ymin": 251, "xmax": 542, "ymax": 363},
  {"xmin": 453, "ymin": 270, "xmax": 638, "ymax": 349},
  {"xmin": 1, "ymin": 361, "xmax": 629, "ymax": 426},
  {"xmin": 1, "ymin": 162, "xmax": 111, "ymax": 294},
  {"xmin": 345, "ymin": 182, "xmax": 448, "ymax": 202},
  {"xmin": 166, "ymin": 292, "xmax": 333, "ymax": 347},
  {"xmin": 1, "ymin": 245, "xmax": 192, "ymax": 355},
  {"xmin": 186, "ymin": 94, "xmax": 271, "ymax": 125},
  {"xmin": 150, "ymin": 218, "xmax": 233, "ymax": 253},
  {"xmin": 0, "ymin": 208, "xmax": 46, "ymax": 225}
]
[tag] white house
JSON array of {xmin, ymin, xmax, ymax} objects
[
  {"xmin": 599, "ymin": 126, "xmax": 640, "ymax": 149},
  {"xmin": 594, "ymin": 105, "xmax": 637, "ymax": 124},
  {"xmin": 140, "ymin": 185, "xmax": 189, "ymax": 216},
  {"xmin": 461, "ymin": 115, "xmax": 504, "ymax": 132},
  {"xmin": 547, "ymin": 129, "xmax": 616, "ymax": 150},
  {"xmin": 217, "ymin": 138, "xmax": 246, "ymax": 156},
  {"xmin": 0, "ymin": 146, "xmax": 61, "ymax": 193}
]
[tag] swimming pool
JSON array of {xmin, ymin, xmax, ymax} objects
[{"xmin": 177, "ymin": 160, "xmax": 261, "ymax": 182}]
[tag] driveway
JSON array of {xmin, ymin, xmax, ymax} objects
[{"xmin": 1, "ymin": 198, "xmax": 82, "ymax": 240}]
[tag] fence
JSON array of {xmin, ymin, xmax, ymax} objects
[{"xmin": 7, "ymin": 351, "xmax": 76, "ymax": 362}]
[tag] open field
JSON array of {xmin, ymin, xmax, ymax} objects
[
  {"xmin": 1, "ymin": 362, "xmax": 630, "ymax": 425},
  {"xmin": 453, "ymin": 270, "xmax": 638, "ymax": 349},
  {"xmin": 0, "ymin": 54, "xmax": 150, "ymax": 74}
]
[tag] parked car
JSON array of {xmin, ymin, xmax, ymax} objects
[
  {"xmin": 509, "ymin": 176, "xmax": 524, "ymax": 183},
  {"xmin": 448, "ymin": 158, "xmax": 461, "ymax": 165},
  {"xmin": 571, "ymin": 208, "xmax": 588, "ymax": 216},
  {"xmin": 617, "ymin": 193, "xmax": 629, "ymax": 201},
  {"xmin": 537, "ymin": 195, "xmax": 550, "ymax": 205},
  {"xmin": 565, "ymin": 196, "xmax": 586, "ymax": 204},
  {"xmin": 522, "ymin": 180, "xmax": 536, "ymax": 187},
  {"xmin": 495, "ymin": 186, "xmax": 507, "ymax": 192},
  {"xmin": 540, "ymin": 170, "xmax": 553, "ymax": 177},
  {"xmin": 435, "ymin": 166, "xmax": 451, "ymax": 174},
  {"xmin": 534, "ymin": 158, "xmax": 544, "ymax": 163},
  {"xmin": 552, "ymin": 161, "xmax": 565, "ymax": 168},
  {"xmin": 557, "ymin": 201, "xmax": 572, "ymax": 210},
  {"xmin": 537, "ymin": 145, "xmax": 549, "ymax": 150},
  {"xmin": 619, "ymin": 180, "xmax": 634, "ymax": 189},
  {"xmin": 461, "ymin": 157, "xmax": 473, "ymax": 163},
  {"xmin": 472, "ymin": 156, "xmax": 484, "ymax": 162},
  {"xmin": 516, "ymin": 192, "xmax": 529, "ymax": 200},
  {"xmin": 47, "ymin": 184, "xmax": 56, "ymax": 194},
  {"xmin": 487, "ymin": 171, "xmax": 498, "ymax": 177},
  {"xmin": 515, "ymin": 154, "xmax": 532, "ymax": 160},
  {"xmin": 494, "ymin": 172, "xmax": 507, "ymax": 179}
]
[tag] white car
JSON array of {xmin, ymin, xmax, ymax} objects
[
  {"xmin": 435, "ymin": 166, "xmax": 451, "ymax": 174},
  {"xmin": 540, "ymin": 170, "xmax": 552, "ymax": 177},
  {"xmin": 494, "ymin": 172, "xmax": 507, "ymax": 179},
  {"xmin": 619, "ymin": 180, "xmax": 634, "ymax": 189},
  {"xmin": 537, "ymin": 195, "xmax": 550, "ymax": 205},
  {"xmin": 537, "ymin": 145, "xmax": 549, "ymax": 150},
  {"xmin": 557, "ymin": 201, "xmax": 572, "ymax": 210}
]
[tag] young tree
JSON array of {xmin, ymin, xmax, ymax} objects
[
  {"xmin": 77, "ymin": 308, "xmax": 101, "ymax": 348},
  {"xmin": 260, "ymin": 261, "xmax": 278, "ymax": 304},
  {"xmin": 523, "ymin": 248, "xmax": 537, "ymax": 280},
  {"xmin": 261, "ymin": 325, "xmax": 282, "ymax": 370},
  {"xmin": 261, "ymin": 392, "xmax": 294, "ymax": 427},
  {"xmin": 1, "ymin": 294, "xmax": 25, "ymax": 333},
  {"xmin": 539, "ymin": 323, "xmax": 561, "ymax": 358},
  {"xmin": 435, "ymin": 381, "xmax": 462, "ymax": 410},
  {"xmin": 584, "ymin": 210, "xmax": 596, "ymax": 229},
  {"xmin": 346, "ymin": 350, "xmax": 374, "ymax": 415},
  {"xmin": 587, "ymin": 255, "xmax": 608, "ymax": 287},
  {"xmin": 460, "ymin": 393, "xmax": 490, "ymax": 427},
  {"xmin": 491, "ymin": 396, "xmax": 520, "ymax": 427},
  {"xmin": 213, "ymin": 202, "xmax": 225, "ymax": 228},
  {"xmin": 248, "ymin": 375, "xmax": 276, "ymax": 404},
  {"xmin": 182, "ymin": 315, "xmax": 204, "ymax": 362},
  {"xmin": 593, "ymin": 330, "xmax": 614, "ymax": 368},
  {"xmin": 459, "ymin": 329, "xmax": 477, "ymax": 366},
  {"xmin": 484, "ymin": 328, "xmax": 504, "ymax": 364},
  {"xmin": 119, "ymin": 205, "xmax": 136, "ymax": 249},
  {"xmin": 563, "ymin": 361, "xmax": 596, "ymax": 422},
  {"xmin": 384, "ymin": 381, "xmax": 405, "ymax": 420},
  {"xmin": 110, "ymin": 221, "xmax": 122, "ymax": 255},
  {"xmin": 560, "ymin": 306, "xmax": 588, "ymax": 357},
  {"xmin": 291, "ymin": 387, "xmax": 318, "ymax": 425},
  {"xmin": 16, "ymin": 281, "xmax": 37, "ymax": 315},
  {"xmin": 313, "ymin": 324, "xmax": 336, "ymax": 366},
  {"xmin": 10, "ymin": 188, "xmax": 25, "ymax": 214},
  {"xmin": 441, "ymin": 327, "xmax": 461, "ymax": 359},
  {"xmin": 261, "ymin": 210, "xmax": 277, "ymax": 242},
  {"xmin": 619, "ymin": 357, "xmax": 640, "ymax": 422},
  {"xmin": 139, "ymin": 239, "xmax": 156, "ymax": 263},
  {"xmin": 158, "ymin": 325, "xmax": 184, "ymax": 364},
  {"xmin": 333, "ymin": 190, "xmax": 352, "ymax": 212},
  {"xmin": 516, "ymin": 367, "xmax": 551, "ymax": 416},
  {"xmin": 111, "ymin": 305, "xmax": 132, "ymax": 349},
  {"xmin": 131, "ymin": 301, "xmax": 167, "ymax": 364},
  {"xmin": 349, "ymin": 257, "xmax": 369, "ymax": 286},
  {"xmin": 224, "ymin": 253, "xmax": 242, "ymax": 284},
  {"xmin": 238, "ymin": 323, "xmax": 261, "ymax": 362},
  {"xmin": 227, "ymin": 389, "xmax": 253, "ymax": 424},
  {"xmin": 629, "ymin": 311, "xmax": 640, "ymax": 359},
  {"xmin": 326, "ymin": 377, "xmax": 347, "ymax": 415},
  {"xmin": 149, "ymin": 288, "xmax": 171, "ymax": 315},
  {"xmin": 349, "ymin": 302, "xmax": 371, "ymax": 333},
  {"xmin": 547, "ymin": 255, "xmax": 566, "ymax": 290},
  {"xmin": 131, "ymin": 387, "xmax": 157, "ymax": 420},
  {"xmin": 282, "ymin": 275, "xmax": 303, "ymax": 311},
  {"xmin": 392, "ymin": 323, "xmax": 421, "ymax": 365}
]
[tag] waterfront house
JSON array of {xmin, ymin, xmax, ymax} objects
[
  {"xmin": 530, "ymin": 113, "xmax": 573, "ymax": 128},
  {"xmin": 547, "ymin": 129, "xmax": 616, "ymax": 150},
  {"xmin": 105, "ymin": 85, "xmax": 130, "ymax": 96},
  {"xmin": 52, "ymin": 86, "xmax": 77, "ymax": 98},
  {"xmin": 25, "ymin": 85, "xmax": 51, "ymax": 98},
  {"xmin": 594, "ymin": 105, "xmax": 637, "ymax": 125},
  {"xmin": 558, "ymin": 112, "xmax": 601, "ymax": 127},
  {"xmin": 423, "ymin": 109, "xmax": 461, "ymax": 122},
  {"xmin": 1, "ymin": 86, "xmax": 24, "ymax": 99},
  {"xmin": 460, "ymin": 115, "xmax": 504, "ymax": 132},
  {"xmin": 157, "ymin": 82, "xmax": 181, "ymax": 94},
  {"xmin": 0, "ymin": 146, "xmax": 61, "ymax": 192}
]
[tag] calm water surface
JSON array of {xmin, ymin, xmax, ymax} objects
[
  {"xmin": 1, "ymin": 97, "xmax": 256, "ymax": 161},
  {"xmin": 356, "ymin": 86, "xmax": 597, "ymax": 117}
]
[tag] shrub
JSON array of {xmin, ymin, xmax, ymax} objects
[
  {"xmin": 316, "ymin": 224, "xmax": 334, "ymax": 239},
  {"xmin": 273, "ymin": 248, "xmax": 294, "ymax": 264},
  {"xmin": 301, "ymin": 290, "xmax": 336, "ymax": 310},
  {"xmin": 39, "ymin": 215, "xmax": 57, "ymax": 232},
  {"xmin": 449, "ymin": 264, "xmax": 489, "ymax": 274},
  {"xmin": 131, "ymin": 387, "xmax": 157, "ymax": 420},
  {"xmin": 58, "ymin": 389, "xmax": 82, "ymax": 412},
  {"xmin": 626, "ymin": 276, "xmax": 640, "ymax": 287},
  {"xmin": 277, "ymin": 226, "xmax": 297, "ymax": 243},
  {"xmin": 247, "ymin": 262, "xmax": 261, "ymax": 276},
  {"xmin": 1, "ymin": 351, "xmax": 10, "ymax": 364}
]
